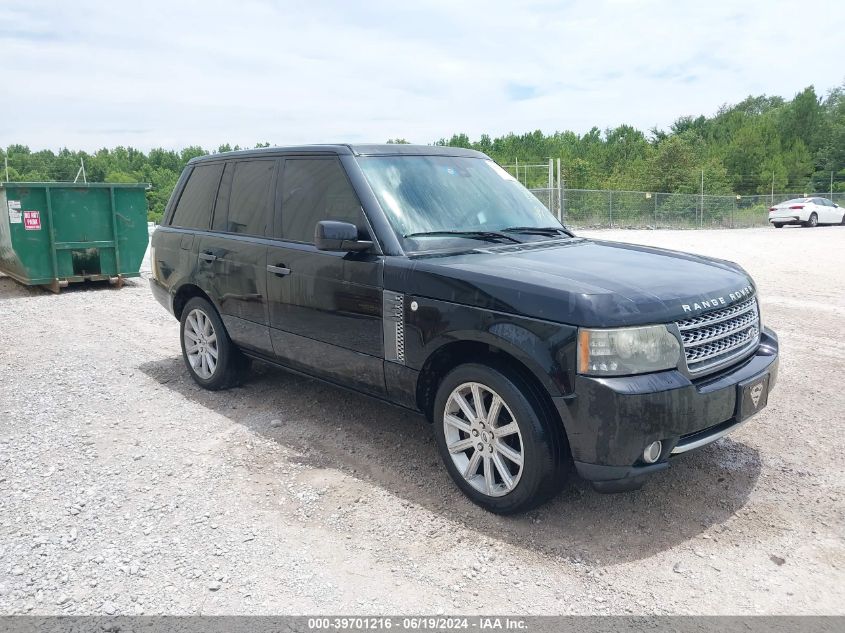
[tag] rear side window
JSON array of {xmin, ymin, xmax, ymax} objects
[
  {"xmin": 170, "ymin": 163, "xmax": 224, "ymax": 229},
  {"xmin": 280, "ymin": 158, "xmax": 363, "ymax": 243},
  {"xmin": 223, "ymin": 160, "xmax": 276, "ymax": 236},
  {"xmin": 210, "ymin": 162, "xmax": 235, "ymax": 232}
]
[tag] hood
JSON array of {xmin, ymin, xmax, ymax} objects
[{"xmin": 387, "ymin": 238, "xmax": 756, "ymax": 327}]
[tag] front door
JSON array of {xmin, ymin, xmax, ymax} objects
[
  {"xmin": 821, "ymin": 198, "xmax": 838, "ymax": 223},
  {"xmin": 266, "ymin": 156, "xmax": 385, "ymax": 395}
]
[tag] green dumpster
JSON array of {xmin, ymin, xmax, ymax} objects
[{"xmin": 0, "ymin": 182, "xmax": 149, "ymax": 292}]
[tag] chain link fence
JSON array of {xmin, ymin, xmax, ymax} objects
[{"xmin": 528, "ymin": 188, "xmax": 845, "ymax": 229}]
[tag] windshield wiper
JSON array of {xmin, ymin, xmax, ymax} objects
[
  {"xmin": 403, "ymin": 230, "xmax": 522, "ymax": 244},
  {"xmin": 500, "ymin": 226, "xmax": 573, "ymax": 238}
]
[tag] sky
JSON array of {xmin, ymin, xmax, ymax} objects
[{"xmin": 1, "ymin": 0, "xmax": 844, "ymax": 152}]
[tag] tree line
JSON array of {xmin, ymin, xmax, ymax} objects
[{"xmin": 2, "ymin": 83, "xmax": 843, "ymax": 223}]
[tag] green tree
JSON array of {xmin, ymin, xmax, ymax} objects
[{"xmin": 105, "ymin": 171, "xmax": 137, "ymax": 183}]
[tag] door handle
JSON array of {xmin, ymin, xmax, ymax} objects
[
  {"xmin": 199, "ymin": 252, "xmax": 218, "ymax": 262},
  {"xmin": 267, "ymin": 264, "xmax": 291, "ymax": 276}
]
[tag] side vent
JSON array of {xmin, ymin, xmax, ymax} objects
[{"xmin": 383, "ymin": 290, "xmax": 405, "ymax": 364}]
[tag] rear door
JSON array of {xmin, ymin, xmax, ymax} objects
[
  {"xmin": 157, "ymin": 162, "xmax": 223, "ymax": 302},
  {"xmin": 810, "ymin": 198, "xmax": 823, "ymax": 222},
  {"xmin": 265, "ymin": 156, "xmax": 385, "ymax": 395},
  {"xmin": 196, "ymin": 159, "xmax": 278, "ymax": 355}
]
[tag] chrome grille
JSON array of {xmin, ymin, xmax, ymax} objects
[{"xmin": 676, "ymin": 296, "xmax": 760, "ymax": 376}]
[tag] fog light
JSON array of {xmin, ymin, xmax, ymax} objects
[{"xmin": 643, "ymin": 441, "xmax": 662, "ymax": 464}]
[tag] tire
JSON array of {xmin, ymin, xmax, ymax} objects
[
  {"xmin": 773, "ymin": 223, "xmax": 783, "ymax": 228},
  {"xmin": 432, "ymin": 363, "xmax": 569, "ymax": 514},
  {"xmin": 804, "ymin": 212, "xmax": 818, "ymax": 228},
  {"xmin": 179, "ymin": 296, "xmax": 249, "ymax": 390},
  {"xmin": 840, "ymin": 212, "xmax": 845, "ymax": 226}
]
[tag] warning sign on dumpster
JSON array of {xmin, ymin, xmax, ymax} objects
[
  {"xmin": 7, "ymin": 200, "xmax": 22, "ymax": 224},
  {"xmin": 23, "ymin": 210, "xmax": 41, "ymax": 230}
]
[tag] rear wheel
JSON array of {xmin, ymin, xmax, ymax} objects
[
  {"xmin": 773, "ymin": 223, "xmax": 784, "ymax": 228},
  {"xmin": 432, "ymin": 363, "xmax": 569, "ymax": 514},
  {"xmin": 804, "ymin": 212, "xmax": 818, "ymax": 228},
  {"xmin": 180, "ymin": 297, "xmax": 249, "ymax": 390}
]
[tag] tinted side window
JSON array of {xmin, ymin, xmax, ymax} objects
[
  {"xmin": 170, "ymin": 163, "xmax": 223, "ymax": 229},
  {"xmin": 226, "ymin": 160, "xmax": 276, "ymax": 236},
  {"xmin": 280, "ymin": 158, "xmax": 363, "ymax": 243},
  {"xmin": 210, "ymin": 162, "xmax": 235, "ymax": 232}
]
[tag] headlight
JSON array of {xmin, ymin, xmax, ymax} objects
[{"xmin": 578, "ymin": 325, "xmax": 681, "ymax": 376}]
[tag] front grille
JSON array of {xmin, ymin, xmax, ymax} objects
[{"xmin": 675, "ymin": 296, "xmax": 760, "ymax": 376}]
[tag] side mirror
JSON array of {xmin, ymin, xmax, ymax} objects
[{"xmin": 314, "ymin": 220, "xmax": 372, "ymax": 252}]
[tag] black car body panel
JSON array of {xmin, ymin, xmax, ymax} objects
[
  {"xmin": 388, "ymin": 238, "xmax": 754, "ymax": 327},
  {"xmin": 265, "ymin": 241, "xmax": 386, "ymax": 396},
  {"xmin": 150, "ymin": 144, "xmax": 779, "ymax": 494},
  {"xmin": 397, "ymin": 291, "xmax": 578, "ymax": 396}
]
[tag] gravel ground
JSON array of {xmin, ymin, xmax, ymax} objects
[{"xmin": 0, "ymin": 226, "xmax": 843, "ymax": 615}]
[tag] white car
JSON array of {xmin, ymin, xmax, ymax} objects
[{"xmin": 769, "ymin": 197, "xmax": 845, "ymax": 228}]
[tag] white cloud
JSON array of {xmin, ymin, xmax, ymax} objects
[{"xmin": 1, "ymin": 0, "xmax": 843, "ymax": 151}]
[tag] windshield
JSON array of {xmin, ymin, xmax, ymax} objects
[{"xmin": 357, "ymin": 155, "xmax": 563, "ymax": 248}]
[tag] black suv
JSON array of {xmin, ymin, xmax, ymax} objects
[{"xmin": 150, "ymin": 144, "xmax": 779, "ymax": 513}]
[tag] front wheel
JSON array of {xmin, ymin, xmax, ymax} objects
[
  {"xmin": 773, "ymin": 223, "xmax": 784, "ymax": 228},
  {"xmin": 180, "ymin": 297, "xmax": 249, "ymax": 390},
  {"xmin": 432, "ymin": 363, "xmax": 569, "ymax": 514},
  {"xmin": 804, "ymin": 212, "xmax": 818, "ymax": 228}
]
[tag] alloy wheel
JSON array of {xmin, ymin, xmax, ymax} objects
[
  {"xmin": 443, "ymin": 382, "xmax": 524, "ymax": 497},
  {"xmin": 184, "ymin": 308, "xmax": 218, "ymax": 379}
]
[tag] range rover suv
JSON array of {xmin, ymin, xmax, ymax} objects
[{"xmin": 149, "ymin": 144, "xmax": 779, "ymax": 514}]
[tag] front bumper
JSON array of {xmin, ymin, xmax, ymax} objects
[{"xmin": 554, "ymin": 327, "xmax": 779, "ymax": 492}]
